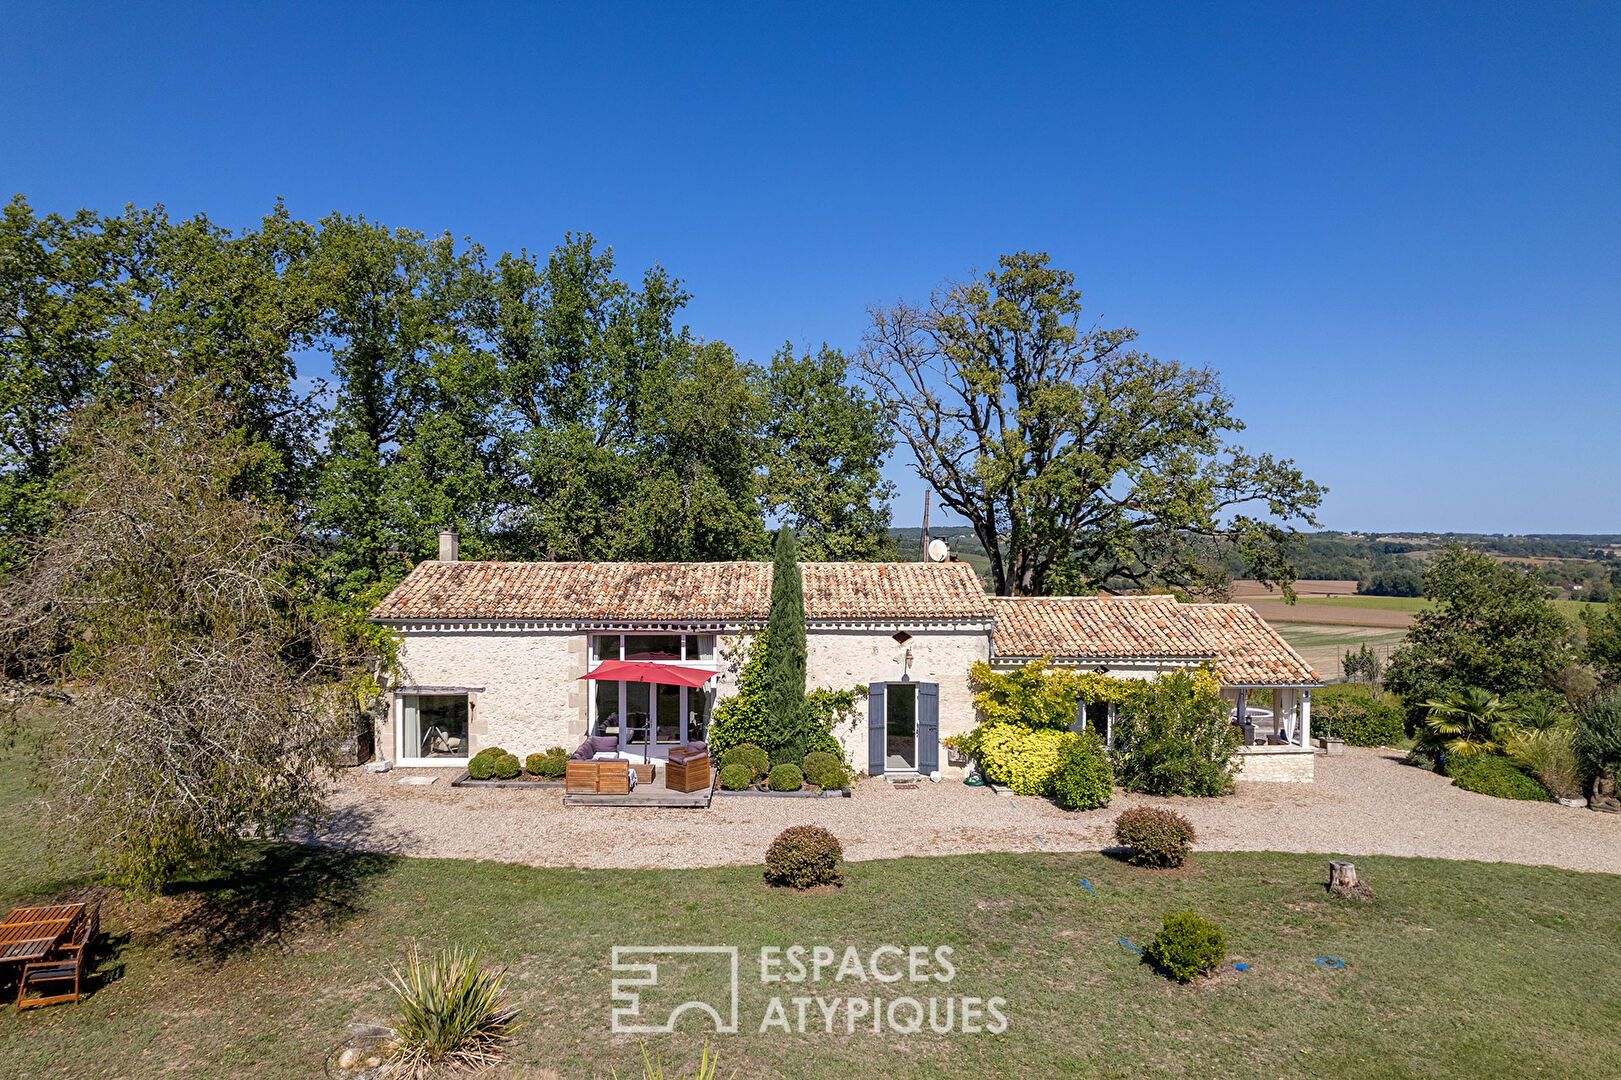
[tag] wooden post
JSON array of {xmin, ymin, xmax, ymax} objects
[
  {"xmin": 1301, "ymin": 689, "xmax": 1312, "ymax": 748},
  {"xmin": 920, "ymin": 490, "xmax": 931, "ymax": 562}
]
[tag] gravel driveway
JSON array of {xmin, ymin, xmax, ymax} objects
[{"xmin": 305, "ymin": 748, "xmax": 1621, "ymax": 875}]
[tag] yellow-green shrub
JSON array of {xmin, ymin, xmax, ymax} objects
[{"xmin": 973, "ymin": 725, "xmax": 1077, "ymax": 795}]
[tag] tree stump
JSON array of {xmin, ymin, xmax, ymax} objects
[{"xmin": 1328, "ymin": 860, "xmax": 1374, "ymax": 899}]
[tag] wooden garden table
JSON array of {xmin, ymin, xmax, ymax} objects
[{"xmin": 0, "ymin": 903, "xmax": 86, "ymax": 966}]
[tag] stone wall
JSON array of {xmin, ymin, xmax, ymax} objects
[
  {"xmin": 805, "ymin": 623, "xmax": 992, "ymax": 767},
  {"xmin": 381, "ymin": 626, "xmax": 583, "ymax": 761},
  {"xmin": 1234, "ymin": 744, "xmax": 1316, "ymax": 783},
  {"xmin": 381, "ymin": 624, "xmax": 748, "ymax": 762}
]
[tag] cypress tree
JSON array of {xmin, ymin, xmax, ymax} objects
[{"xmin": 764, "ymin": 525, "xmax": 809, "ymax": 764}]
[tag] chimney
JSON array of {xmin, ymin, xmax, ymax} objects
[{"xmin": 437, "ymin": 528, "xmax": 459, "ymax": 563}]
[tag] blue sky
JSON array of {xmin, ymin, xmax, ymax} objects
[{"xmin": 4, "ymin": 2, "xmax": 1617, "ymax": 533}]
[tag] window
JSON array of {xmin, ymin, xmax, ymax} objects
[
  {"xmin": 589, "ymin": 633, "xmax": 718, "ymax": 664},
  {"xmin": 400, "ymin": 693, "xmax": 469, "ymax": 762},
  {"xmin": 592, "ymin": 680, "xmax": 620, "ymax": 738},
  {"xmin": 625, "ymin": 634, "xmax": 684, "ymax": 661}
]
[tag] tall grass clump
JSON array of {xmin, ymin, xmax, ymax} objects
[
  {"xmin": 1508, "ymin": 726, "xmax": 1587, "ymax": 801},
  {"xmin": 386, "ymin": 946, "xmax": 517, "ymax": 1076}
]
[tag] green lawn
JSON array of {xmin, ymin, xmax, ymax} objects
[{"xmin": 2, "ymin": 749, "xmax": 1619, "ymax": 1078}]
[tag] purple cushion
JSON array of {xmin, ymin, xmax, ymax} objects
[{"xmin": 589, "ymin": 734, "xmax": 620, "ymax": 756}]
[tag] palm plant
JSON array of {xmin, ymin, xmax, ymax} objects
[
  {"xmin": 385, "ymin": 946, "xmax": 517, "ymax": 1077},
  {"xmin": 1417, "ymin": 688, "xmax": 1526, "ymax": 765}
]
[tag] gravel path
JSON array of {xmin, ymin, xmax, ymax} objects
[{"xmin": 305, "ymin": 748, "xmax": 1621, "ymax": 875}]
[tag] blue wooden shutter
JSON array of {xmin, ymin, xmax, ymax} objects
[
  {"xmin": 917, "ymin": 683, "xmax": 940, "ymax": 775},
  {"xmin": 867, "ymin": 682, "xmax": 886, "ymax": 775}
]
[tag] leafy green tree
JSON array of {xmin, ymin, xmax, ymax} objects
[
  {"xmin": 0, "ymin": 197, "xmax": 324, "ymax": 566},
  {"xmin": 485, "ymin": 235, "xmax": 768, "ymax": 562},
  {"xmin": 1385, "ymin": 545, "xmax": 1574, "ymax": 726},
  {"xmin": 763, "ymin": 343, "xmax": 895, "ymax": 561},
  {"xmin": 0, "ymin": 393, "xmax": 377, "ymax": 893},
  {"xmin": 763, "ymin": 526, "xmax": 809, "ymax": 764},
  {"xmin": 857, "ymin": 252, "xmax": 1323, "ymax": 596},
  {"xmin": 1582, "ymin": 602, "xmax": 1621, "ymax": 686},
  {"xmin": 310, "ymin": 216, "xmax": 502, "ymax": 596}
]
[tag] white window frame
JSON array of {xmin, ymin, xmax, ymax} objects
[
  {"xmin": 587, "ymin": 632, "xmax": 719, "ymax": 752},
  {"xmin": 395, "ymin": 690, "xmax": 475, "ymax": 768}
]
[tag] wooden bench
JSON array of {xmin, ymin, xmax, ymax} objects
[{"xmin": 565, "ymin": 760, "xmax": 632, "ymax": 795}]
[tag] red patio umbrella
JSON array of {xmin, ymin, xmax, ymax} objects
[{"xmin": 578, "ymin": 659, "xmax": 718, "ymax": 688}]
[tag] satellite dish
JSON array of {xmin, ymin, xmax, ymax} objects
[{"xmin": 926, "ymin": 538, "xmax": 950, "ymax": 563}]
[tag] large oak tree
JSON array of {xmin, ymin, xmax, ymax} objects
[{"xmin": 857, "ymin": 252, "xmax": 1323, "ymax": 596}]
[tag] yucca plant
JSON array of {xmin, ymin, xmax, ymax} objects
[
  {"xmin": 385, "ymin": 946, "xmax": 517, "ymax": 1077},
  {"xmin": 614, "ymin": 1039, "xmax": 728, "ymax": 1080}
]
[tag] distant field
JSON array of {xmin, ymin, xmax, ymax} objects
[
  {"xmin": 1300, "ymin": 596, "xmax": 1431, "ymax": 612},
  {"xmin": 1241, "ymin": 599, "xmax": 1413, "ymax": 628},
  {"xmin": 1235, "ymin": 582, "xmax": 1606, "ymax": 627},
  {"xmin": 1273, "ymin": 625, "xmax": 1406, "ymax": 681}
]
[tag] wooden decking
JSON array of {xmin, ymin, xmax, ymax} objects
[{"xmin": 563, "ymin": 772, "xmax": 713, "ymax": 808}]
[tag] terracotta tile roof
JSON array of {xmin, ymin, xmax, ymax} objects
[
  {"xmin": 1171, "ymin": 602, "xmax": 1321, "ymax": 686},
  {"xmin": 802, "ymin": 562, "xmax": 993, "ymax": 621},
  {"xmin": 990, "ymin": 595, "xmax": 1320, "ymax": 686},
  {"xmin": 369, "ymin": 560, "xmax": 993, "ymax": 623},
  {"xmin": 990, "ymin": 595, "xmax": 1212, "ymax": 659}
]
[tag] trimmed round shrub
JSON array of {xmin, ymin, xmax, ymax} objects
[
  {"xmin": 719, "ymin": 764, "xmax": 753, "ymax": 791},
  {"xmin": 815, "ymin": 766, "xmax": 850, "ymax": 791},
  {"xmin": 1143, "ymin": 911, "xmax": 1226, "ymax": 982},
  {"xmin": 768, "ymin": 764, "xmax": 805, "ymax": 791},
  {"xmin": 528, "ymin": 749, "xmax": 567, "ymax": 779},
  {"xmin": 721, "ymin": 742, "xmax": 770, "ymax": 780},
  {"xmin": 763, "ymin": 825, "xmax": 844, "ymax": 889},
  {"xmin": 1051, "ymin": 730, "xmax": 1114, "ymax": 811},
  {"xmin": 524, "ymin": 753, "xmax": 548, "ymax": 776},
  {"xmin": 1114, "ymin": 806, "xmax": 1196, "ymax": 868},
  {"xmin": 803, "ymin": 750, "xmax": 839, "ymax": 777},
  {"xmin": 491, "ymin": 753, "xmax": 521, "ymax": 781},
  {"xmin": 466, "ymin": 747, "xmax": 506, "ymax": 781},
  {"xmin": 802, "ymin": 751, "xmax": 844, "ymax": 788},
  {"xmin": 1444, "ymin": 753, "xmax": 1553, "ymax": 801}
]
